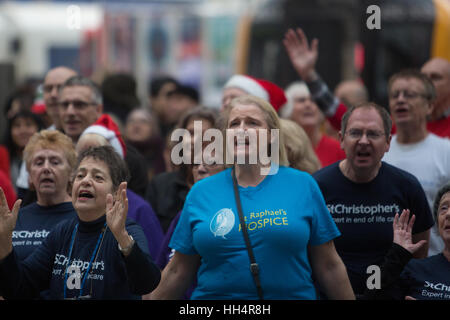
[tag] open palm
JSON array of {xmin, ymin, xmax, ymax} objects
[
  {"xmin": 106, "ymin": 182, "xmax": 128, "ymax": 238},
  {"xmin": 393, "ymin": 209, "xmax": 427, "ymax": 254},
  {"xmin": 283, "ymin": 28, "xmax": 319, "ymax": 81},
  {"xmin": 0, "ymin": 187, "xmax": 21, "ymax": 236}
]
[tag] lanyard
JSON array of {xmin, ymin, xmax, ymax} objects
[{"xmin": 63, "ymin": 222, "xmax": 107, "ymax": 300}]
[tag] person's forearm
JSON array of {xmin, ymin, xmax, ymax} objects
[
  {"xmin": 150, "ymin": 268, "xmax": 188, "ymax": 299},
  {"xmin": 318, "ymin": 262, "xmax": 355, "ymax": 300},
  {"xmin": 362, "ymin": 243, "xmax": 412, "ymax": 300},
  {"xmin": 150, "ymin": 257, "xmax": 196, "ymax": 300},
  {"xmin": 305, "ymin": 74, "xmax": 342, "ymax": 118},
  {"xmin": 123, "ymin": 240, "xmax": 161, "ymax": 295}
]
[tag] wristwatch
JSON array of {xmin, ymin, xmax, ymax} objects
[{"xmin": 118, "ymin": 235, "xmax": 135, "ymax": 255}]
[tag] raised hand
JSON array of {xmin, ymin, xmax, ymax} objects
[
  {"xmin": 106, "ymin": 182, "xmax": 128, "ymax": 238},
  {"xmin": 0, "ymin": 187, "xmax": 21, "ymax": 259},
  {"xmin": 393, "ymin": 209, "xmax": 427, "ymax": 254},
  {"xmin": 283, "ymin": 28, "xmax": 319, "ymax": 81}
]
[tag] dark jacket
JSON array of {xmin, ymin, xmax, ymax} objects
[{"xmin": 145, "ymin": 170, "xmax": 190, "ymax": 233}]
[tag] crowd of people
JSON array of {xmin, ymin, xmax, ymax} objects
[{"xmin": 0, "ymin": 26, "xmax": 449, "ymax": 300}]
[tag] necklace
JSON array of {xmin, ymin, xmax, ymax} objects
[{"xmin": 63, "ymin": 222, "xmax": 107, "ymax": 300}]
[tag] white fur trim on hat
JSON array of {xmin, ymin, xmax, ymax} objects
[
  {"xmin": 282, "ymin": 81, "xmax": 311, "ymax": 118},
  {"xmin": 224, "ymin": 75, "xmax": 269, "ymax": 101},
  {"xmin": 81, "ymin": 125, "xmax": 125, "ymax": 158}
]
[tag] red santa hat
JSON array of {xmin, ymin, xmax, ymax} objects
[
  {"xmin": 223, "ymin": 75, "xmax": 289, "ymax": 113},
  {"xmin": 81, "ymin": 114, "xmax": 126, "ymax": 158}
]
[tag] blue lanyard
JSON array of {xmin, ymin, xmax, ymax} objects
[{"xmin": 63, "ymin": 222, "xmax": 107, "ymax": 300}]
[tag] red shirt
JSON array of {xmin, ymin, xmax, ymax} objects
[
  {"xmin": 0, "ymin": 170, "xmax": 16, "ymax": 210},
  {"xmin": 0, "ymin": 145, "xmax": 10, "ymax": 179},
  {"xmin": 427, "ymin": 116, "xmax": 450, "ymax": 138},
  {"xmin": 314, "ymin": 135, "xmax": 346, "ymax": 168}
]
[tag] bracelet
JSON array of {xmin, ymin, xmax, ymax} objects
[{"xmin": 118, "ymin": 235, "xmax": 135, "ymax": 255}]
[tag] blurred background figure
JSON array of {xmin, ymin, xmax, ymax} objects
[
  {"xmin": 101, "ymin": 72, "xmax": 140, "ymax": 122},
  {"xmin": 42, "ymin": 66, "xmax": 78, "ymax": 130},
  {"xmin": 145, "ymin": 106, "xmax": 218, "ymax": 233},
  {"xmin": 148, "ymin": 76, "xmax": 179, "ymax": 138},
  {"xmin": 124, "ymin": 108, "xmax": 166, "ymax": 181},
  {"xmin": 1, "ymin": 110, "xmax": 44, "ymax": 193},
  {"xmin": 279, "ymin": 118, "xmax": 321, "ymax": 174},
  {"xmin": 334, "ymin": 79, "xmax": 369, "ymax": 108},
  {"xmin": 163, "ymin": 84, "xmax": 200, "ymax": 138},
  {"xmin": 421, "ymin": 57, "xmax": 450, "ymax": 138},
  {"xmin": 284, "ymin": 81, "xmax": 345, "ymax": 168},
  {"xmin": 3, "ymin": 83, "xmax": 36, "ymax": 120}
]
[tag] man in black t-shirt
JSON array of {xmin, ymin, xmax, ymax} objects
[{"xmin": 313, "ymin": 103, "xmax": 433, "ymax": 297}]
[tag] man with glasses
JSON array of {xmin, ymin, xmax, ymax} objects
[
  {"xmin": 43, "ymin": 67, "xmax": 78, "ymax": 131},
  {"xmin": 15, "ymin": 67, "xmax": 78, "ymax": 202},
  {"xmin": 383, "ymin": 69, "xmax": 450, "ymax": 257},
  {"xmin": 58, "ymin": 76, "xmax": 104, "ymax": 143},
  {"xmin": 313, "ymin": 102, "xmax": 433, "ymax": 298}
]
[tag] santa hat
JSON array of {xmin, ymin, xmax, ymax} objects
[
  {"xmin": 81, "ymin": 114, "xmax": 126, "ymax": 158},
  {"xmin": 223, "ymin": 75, "xmax": 289, "ymax": 113}
]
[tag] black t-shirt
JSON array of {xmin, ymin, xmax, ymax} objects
[
  {"xmin": 0, "ymin": 215, "xmax": 160, "ymax": 299},
  {"xmin": 13, "ymin": 202, "xmax": 76, "ymax": 260},
  {"xmin": 399, "ymin": 253, "xmax": 450, "ymax": 300},
  {"xmin": 313, "ymin": 161, "xmax": 434, "ymax": 295}
]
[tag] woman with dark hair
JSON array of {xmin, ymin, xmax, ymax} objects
[
  {"xmin": 124, "ymin": 108, "xmax": 166, "ymax": 180},
  {"xmin": 145, "ymin": 106, "xmax": 219, "ymax": 233},
  {"xmin": 1, "ymin": 110, "xmax": 44, "ymax": 192},
  {"xmin": 364, "ymin": 184, "xmax": 450, "ymax": 300},
  {"xmin": 0, "ymin": 145, "xmax": 160, "ymax": 299}
]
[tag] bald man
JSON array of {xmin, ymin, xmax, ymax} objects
[
  {"xmin": 421, "ymin": 57, "xmax": 450, "ymax": 137},
  {"xmin": 15, "ymin": 67, "xmax": 78, "ymax": 199},
  {"xmin": 334, "ymin": 80, "xmax": 368, "ymax": 108},
  {"xmin": 42, "ymin": 66, "xmax": 77, "ymax": 130}
]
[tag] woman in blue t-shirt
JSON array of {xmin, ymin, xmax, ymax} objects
[{"xmin": 150, "ymin": 95, "xmax": 355, "ymax": 300}]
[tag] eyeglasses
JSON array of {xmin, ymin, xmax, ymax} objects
[
  {"xmin": 192, "ymin": 162, "xmax": 220, "ymax": 170},
  {"xmin": 59, "ymin": 100, "xmax": 96, "ymax": 110},
  {"xmin": 345, "ymin": 129, "xmax": 385, "ymax": 141},
  {"xmin": 389, "ymin": 90, "xmax": 428, "ymax": 100},
  {"xmin": 43, "ymin": 84, "xmax": 63, "ymax": 93}
]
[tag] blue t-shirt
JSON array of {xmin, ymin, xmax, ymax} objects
[
  {"xmin": 170, "ymin": 166, "xmax": 340, "ymax": 300},
  {"xmin": 13, "ymin": 202, "xmax": 76, "ymax": 260},
  {"xmin": 313, "ymin": 161, "xmax": 434, "ymax": 295},
  {"xmin": 398, "ymin": 254, "xmax": 450, "ymax": 300}
]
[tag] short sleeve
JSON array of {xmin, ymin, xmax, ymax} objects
[{"xmin": 168, "ymin": 198, "xmax": 198, "ymax": 255}]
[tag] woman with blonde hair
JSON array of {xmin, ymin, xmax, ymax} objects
[
  {"xmin": 14, "ymin": 130, "xmax": 77, "ymax": 261},
  {"xmin": 151, "ymin": 95, "xmax": 354, "ymax": 300},
  {"xmin": 280, "ymin": 118, "xmax": 321, "ymax": 174}
]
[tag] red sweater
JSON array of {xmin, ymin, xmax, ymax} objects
[{"xmin": 314, "ymin": 135, "xmax": 346, "ymax": 168}]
